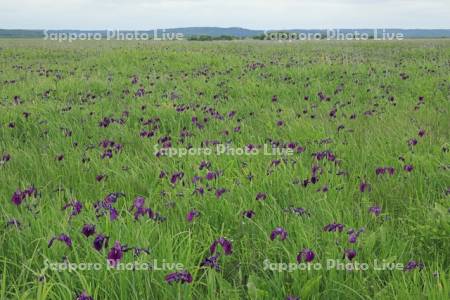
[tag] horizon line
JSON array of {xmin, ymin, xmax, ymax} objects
[{"xmin": 2, "ymin": 27, "xmax": 450, "ymax": 31}]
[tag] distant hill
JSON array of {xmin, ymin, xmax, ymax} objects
[{"xmin": 1, "ymin": 28, "xmax": 450, "ymax": 39}]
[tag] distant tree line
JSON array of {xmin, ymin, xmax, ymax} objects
[{"xmin": 187, "ymin": 35, "xmax": 243, "ymax": 41}]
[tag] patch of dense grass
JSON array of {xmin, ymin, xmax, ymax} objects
[{"xmin": 0, "ymin": 39, "xmax": 449, "ymax": 299}]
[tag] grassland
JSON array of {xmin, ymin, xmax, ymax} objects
[{"xmin": 0, "ymin": 39, "xmax": 449, "ymax": 299}]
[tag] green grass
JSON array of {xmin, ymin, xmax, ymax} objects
[{"xmin": 0, "ymin": 39, "xmax": 449, "ymax": 300}]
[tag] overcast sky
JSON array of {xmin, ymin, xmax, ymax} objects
[{"xmin": 1, "ymin": 0, "xmax": 449, "ymax": 29}]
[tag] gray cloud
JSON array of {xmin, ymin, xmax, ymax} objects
[{"xmin": 1, "ymin": 0, "xmax": 449, "ymax": 29}]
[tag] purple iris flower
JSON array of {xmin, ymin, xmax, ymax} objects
[
  {"xmin": 404, "ymin": 260, "xmax": 424, "ymax": 272},
  {"xmin": 186, "ymin": 210, "xmax": 200, "ymax": 222},
  {"xmin": 375, "ymin": 167, "xmax": 386, "ymax": 175},
  {"xmin": 104, "ymin": 192, "xmax": 123, "ymax": 205},
  {"xmin": 11, "ymin": 186, "xmax": 37, "ymax": 206},
  {"xmin": 387, "ymin": 167, "xmax": 395, "ymax": 175},
  {"xmin": 165, "ymin": 271, "xmax": 193, "ymax": 284},
  {"xmin": 134, "ymin": 196, "xmax": 145, "ymax": 209},
  {"xmin": 199, "ymin": 160, "xmax": 210, "ymax": 170},
  {"xmin": 11, "ymin": 190, "xmax": 24, "ymax": 205},
  {"xmin": 96, "ymin": 174, "xmax": 107, "ymax": 182},
  {"xmin": 284, "ymin": 207, "xmax": 309, "ymax": 217},
  {"xmin": 193, "ymin": 187, "xmax": 205, "ymax": 196},
  {"xmin": 1, "ymin": 153, "xmax": 11, "ymax": 164},
  {"xmin": 107, "ymin": 241, "xmax": 124, "ymax": 267},
  {"xmin": 170, "ymin": 172, "xmax": 184, "ymax": 184},
  {"xmin": 81, "ymin": 224, "xmax": 96, "ymax": 237},
  {"xmin": 205, "ymin": 171, "xmax": 217, "ymax": 181},
  {"xmin": 133, "ymin": 247, "xmax": 150, "ymax": 257},
  {"xmin": 132, "ymin": 196, "xmax": 154, "ymax": 220},
  {"xmin": 369, "ymin": 205, "xmax": 382, "ymax": 216},
  {"xmin": 109, "ymin": 208, "xmax": 118, "ymax": 220},
  {"xmin": 271, "ymin": 160, "xmax": 281, "ymax": 167},
  {"xmin": 323, "ymin": 222, "xmax": 345, "ymax": 232},
  {"xmin": 297, "ymin": 248, "xmax": 315, "ymax": 263},
  {"xmin": 418, "ymin": 129, "xmax": 426, "ymax": 137},
  {"xmin": 285, "ymin": 296, "xmax": 300, "ymax": 300},
  {"xmin": 404, "ymin": 165, "xmax": 414, "ymax": 172},
  {"xmin": 270, "ymin": 227, "xmax": 288, "ymax": 241},
  {"xmin": 359, "ymin": 181, "xmax": 371, "ymax": 193},
  {"xmin": 76, "ymin": 291, "xmax": 93, "ymax": 300},
  {"xmin": 62, "ymin": 200, "xmax": 83, "ymax": 218},
  {"xmin": 256, "ymin": 192, "xmax": 267, "ymax": 201},
  {"xmin": 24, "ymin": 186, "xmax": 37, "ymax": 197},
  {"xmin": 6, "ymin": 219, "xmax": 21, "ymax": 228},
  {"xmin": 192, "ymin": 175, "xmax": 202, "ymax": 184},
  {"xmin": 135, "ymin": 87, "xmax": 145, "ymax": 97},
  {"xmin": 215, "ymin": 188, "xmax": 227, "ymax": 198},
  {"xmin": 348, "ymin": 233, "xmax": 358, "ymax": 243},
  {"xmin": 94, "ymin": 193, "xmax": 124, "ymax": 220},
  {"xmin": 93, "ymin": 234, "xmax": 109, "ymax": 251},
  {"xmin": 48, "ymin": 234, "xmax": 72, "ymax": 248},
  {"xmin": 210, "ymin": 237, "xmax": 233, "ymax": 255},
  {"xmin": 242, "ymin": 210, "xmax": 255, "ymax": 219},
  {"xmin": 344, "ymin": 249, "xmax": 356, "ymax": 261},
  {"xmin": 408, "ymin": 139, "xmax": 418, "ymax": 146},
  {"xmin": 200, "ymin": 255, "xmax": 220, "ymax": 270}
]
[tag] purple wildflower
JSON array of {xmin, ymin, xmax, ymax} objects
[
  {"xmin": 11, "ymin": 190, "xmax": 24, "ymax": 205},
  {"xmin": 11, "ymin": 186, "xmax": 37, "ymax": 206},
  {"xmin": 200, "ymin": 255, "xmax": 220, "ymax": 270},
  {"xmin": 62, "ymin": 200, "xmax": 83, "ymax": 218},
  {"xmin": 242, "ymin": 210, "xmax": 255, "ymax": 219},
  {"xmin": 359, "ymin": 181, "xmax": 371, "ymax": 193},
  {"xmin": 107, "ymin": 241, "xmax": 124, "ymax": 267},
  {"xmin": 205, "ymin": 171, "xmax": 216, "ymax": 181},
  {"xmin": 170, "ymin": 172, "xmax": 184, "ymax": 184},
  {"xmin": 76, "ymin": 291, "xmax": 93, "ymax": 300},
  {"xmin": 1, "ymin": 153, "xmax": 11, "ymax": 164},
  {"xmin": 404, "ymin": 260, "xmax": 424, "ymax": 272},
  {"xmin": 375, "ymin": 167, "xmax": 386, "ymax": 175},
  {"xmin": 369, "ymin": 205, "xmax": 382, "ymax": 217},
  {"xmin": 96, "ymin": 174, "xmax": 107, "ymax": 182},
  {"xmin": 48, "ymin": 234, "xmax": 72, "ymax": 248},
  {"xmin": 297, "ymin": 248, "xmax": 315, "ymax": 263},
  {"xmin": 344, "ymin": 249, "xmax": 356, "ymax": 261},
  {"xmin": 323, "ymin": 222, "xmax": 345, "ymax": 232},
  {"xmin": 215, "ymin": 188, "xmax": 227, "ymax": 198},
  {"xmin": 256, "ymin": 192, "xmax": 267, "ymax": 201},
  {"xmin": 348, "ymin": 233, "xmax": 358, "ymax": 243},
  {"xmin": 6, "ymin": 219, "xmax": 21, "ymax": 228},
  {"xmin": 210, "ymin": 237, "xmax": 233, "ymax": 255},
  {"xmin": 94, "ymin": 192, "xmax": 124, "ymax": 220},
  {"xmin": 408, "ymin": 139, "xmax": 418, "ymax": 146},
  {"xmin": 404, "ymin": 165, "xmax": 414, "ymax": 172},
  {"xmin": 93, "ymin": 234, "xmax": 109, "ymax": 251},
  {"xmin": 285, "ymin": 207, "xmax": 309, "ymax": 217},
  {"xmin": 186, "ymin": 210, "xmax": 200, "ymax": 222},
  {"xmin": 81, "ymin": 224, "xmax": 96, "ymax": 237},
  {"xmin": 270, "ymin": 227, "xmax": 288, "ymax": 241},
  {"xmin": 418, "ymin": 129, "xmax": 426, "ymax": 137},
  {"xmin": 132, "ymin": 196, "xmax": 154, "ymax": 220},
  {"xmin": 199, "ymin": 160, "xmax": 210, "ymax": 170},
  {"xmin": 165, "ymin": 271, "xmax": 193, "ymax": 284},
  {"xmin": 387, "ymin": 167, "xmax": 395, "ymax": 175}
]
